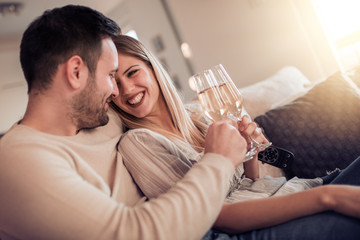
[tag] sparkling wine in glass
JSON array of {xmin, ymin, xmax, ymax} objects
[
  {"xmin": 192, "ymin": 64, "xmax": 271, "ymax": 161},
  {"xmin": 210, "ymin": 64, "xmax": 271, "ymax": 155},
  {"xmin": 193, "ymin": 69, "xmax": 226, "ymax": 121},
  {"xmin": 212, "ymin": 72, "xmax": 244, "ymax": 121}
]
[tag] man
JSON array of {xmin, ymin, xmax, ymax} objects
[{"xmin": 0, "ymin": 5, "xmax": 246, "ymax": 240}]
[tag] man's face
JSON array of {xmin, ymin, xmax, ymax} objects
[{"xmin": 71, "ymin": 38, "xmax": 119, "ymax": 130}]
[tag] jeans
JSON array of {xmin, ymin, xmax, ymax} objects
[
  {"xmin": 202, "ymin": 156, "xmax": 360, "ymax": 240},
  {"xmin": 322, "ymin": 156, "xmax": 360, "ymax": 185}
]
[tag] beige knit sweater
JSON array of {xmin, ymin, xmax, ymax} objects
[
  {"xmin": 119, "ymin": 128, "xmax": 322, "ymax": 203},
  {"xmin": 0, "ymin": 109, "xmax": 234, "ymax": 240}
]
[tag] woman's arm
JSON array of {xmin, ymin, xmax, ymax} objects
[
  {"xmin": 118, "ymin": 128, "xmax": 202, "ymax": 198},
  {"xmin": 243, "ymin": 157, "xmax": 260, "ymax": 180},
  {"xmin": 214, "ymin": 184, "xmax": 360, "ymax": 233},
  {"xmin": 118, "ymin": 120, "xmax": 247, "ymax": 199}
]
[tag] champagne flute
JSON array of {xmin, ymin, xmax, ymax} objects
[
  {"xmin": 210, "ymin": 64, "xmax": 271, "ymax": 155},
  {"xmin": 192, "ymin": 69, "xmax": 226, "ymax": 121},
  {"xmin": 192, "ymin": 64, "xmax": 271, "ymax": 161}
]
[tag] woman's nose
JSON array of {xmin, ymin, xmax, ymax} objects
[{"xmin": 120, "ymin": 79, "xmax": 135, "ymax": 95}]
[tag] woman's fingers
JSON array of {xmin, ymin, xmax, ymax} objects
[
  {"xmin": 237, "ymin": 116, "xmax": 269, "ymax": 144},
  {"xmin": 237, "ymin": 115, "xmax": 250, "ymax": 131}
]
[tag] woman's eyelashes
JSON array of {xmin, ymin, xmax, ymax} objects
[
  {"xmin": 127, "ymin": 69, "xmax": 138, "ymax": 77},
  {"xmin": 114, "ymin": 69, "xmax": 138, "ymax": 89}
]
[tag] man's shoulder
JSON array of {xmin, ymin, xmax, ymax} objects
[
  {"xmin": 0, "ymin": 125, "xmax": 62, "ymax": 175},
  {"xmin": 1, "ymin": 124, "xmax": 39, "ymax": 148},
  {"xmin": 0, "ymin": 124, "xmax": 63, "ymax": 158}
]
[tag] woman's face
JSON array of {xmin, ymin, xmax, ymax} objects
[{"xmin": 112, "ymin": 54, "xmax": 162, "ymax": 118}]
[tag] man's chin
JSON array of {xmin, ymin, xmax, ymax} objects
[
  {"xmin": 99, "ymin": 116, "xmax": 110, "ymax": 127},
  {"xmin": 97, "ymin": 113, "xmax": 110, "ymax": 127},
  {"xmin": 78, "ymin": 114, "xmax": 109, "ymax": 131}
]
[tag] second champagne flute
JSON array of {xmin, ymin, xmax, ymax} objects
[{"xmin": 210, "ymin": 64, "xmax": 271, "ymax": 154}]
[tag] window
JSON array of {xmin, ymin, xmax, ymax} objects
[{"xmin": 313, "ymin": 0, "xmax": 360, "ymax": 71}]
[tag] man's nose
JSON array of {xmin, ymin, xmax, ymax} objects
[{"xmin": 110, "ymin": 78, "xmax": 119, "ymax": 98}]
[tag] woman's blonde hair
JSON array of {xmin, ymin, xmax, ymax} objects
[{"xmin": 111, "ymin": 35, "xmax": 207, "ymax": 151}]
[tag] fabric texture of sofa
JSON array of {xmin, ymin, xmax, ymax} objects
[{"xmin": 254, "ymin": 70, "xmax": 360, "ymax": 179}]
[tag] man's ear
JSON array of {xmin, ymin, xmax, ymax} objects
[{"xmin": 65, "ymin": 55, "xmax": 88, "ymax": 89}]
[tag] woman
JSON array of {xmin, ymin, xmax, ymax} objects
[{"xmin": 111, "ymin": 35, "xmax": 360, "ymax": 236}]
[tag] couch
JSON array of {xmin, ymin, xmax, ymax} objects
[{"xmin": 233, "ymin": 66, "xmax": 360, "ymax": 179}]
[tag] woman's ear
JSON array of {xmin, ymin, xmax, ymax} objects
[{"xmin": 65, "ymin": 55, "xmax": 88, "ymax": 89}]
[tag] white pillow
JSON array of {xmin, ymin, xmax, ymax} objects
[{"xmin": 240, "ymin": 66, "xmax": 312, "ymax": 119}]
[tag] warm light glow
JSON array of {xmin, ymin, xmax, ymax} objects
[
  {"xmin": 313, "ymin": 0, "xmax": 360, "ymax": 71},
  {"xmin": 125, "ymin": 29, "xmax": 139, "ymax": 40},
  {"xmin": 181, "ymin": 42, "xmax": 193, "ymax": 58},
  {"xmin": 188, "ymin": 76, "xmax": 197, "ymax": 92},
  {"xmin": 314, "ymin": 0, "xmax": 360, "ymax": 40}
]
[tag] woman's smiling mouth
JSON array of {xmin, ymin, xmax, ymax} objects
[{"xmin": 127, "ymin": 92, "xmax": 144, "ymax": 105}]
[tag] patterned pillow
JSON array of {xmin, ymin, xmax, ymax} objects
[{"xmin": 254, "ymin": 71, "xmax": 360, "ymax": 178}]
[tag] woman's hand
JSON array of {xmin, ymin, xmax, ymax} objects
[
  {"xmin": 237, "ymin": 115, "xmax": 269, "ymax": 179},
  {"xmin": 237, "ymin": 115, "xmax": 269, "ymax": 148}
]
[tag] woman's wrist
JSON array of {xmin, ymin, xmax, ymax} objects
[
  {"xmin": 317, "ymin": 185, "xmax": 337, "ymax": 211},
  {"xmin": 243, "ymin": 156, "xmax": 259, "ymax": 179}
]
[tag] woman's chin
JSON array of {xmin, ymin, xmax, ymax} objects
[{"xmin": 134, "ymin": 112, "xmax": 148, "ymax": 119}]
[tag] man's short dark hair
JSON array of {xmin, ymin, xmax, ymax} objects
[{"xmin": 20, "ymin": 5, "xmax": 121, "ymax": 93}]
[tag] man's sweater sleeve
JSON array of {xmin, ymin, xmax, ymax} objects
[
  {"xmin": 0, "ymin": 141, "xmax": 234, "ymax": 240},
  {"xmin": 123, "ymin": 153, "xmax": 234, "ymax": 240}
]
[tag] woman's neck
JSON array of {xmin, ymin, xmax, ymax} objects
[
  {"xmin": 146, "ymin": 110, "xmax": 182, "ymax": 138},
  {"xmin": 145, "ymin": 94, "xmax": 183, "ymax": 138}
]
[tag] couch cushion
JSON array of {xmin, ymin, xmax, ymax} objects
[
  {"xmin": 254, "ymin": 71, "xmax": 360, "ymax": 178},
  {"xmin": 240, "ymin": 66, "xmax": 312, "ymax": 119}
]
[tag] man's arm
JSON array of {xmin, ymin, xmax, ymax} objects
[{"xmin": 0, "ymin": 119, "xmax": 246, "ymax": 240}]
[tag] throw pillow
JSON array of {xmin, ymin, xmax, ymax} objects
[
  {"xmin": 240, "ymin": 66, "xmax": 312, "ymax": 119},
  {"xmin": 254, "ymin": 71, "xmax": 360, "ymax": 178}
]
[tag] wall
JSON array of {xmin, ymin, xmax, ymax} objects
[
  {"xmin": 166, "ymin": 0, "xmax": 339, "ymax": 87},
  {"xmin": 108, "ymin": 0, "xmax": 195, "ymax": 102},
  {"xmin": 0, "ymin": 45, "xmax": 28, "ymax": 133},
  {"xmin": 0, "ymin": 0, "xmax": 340, "ymax": 133}
]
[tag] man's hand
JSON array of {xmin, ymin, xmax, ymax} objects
[{"xmin": 204, "ymin": 119, "xmax": 247, "ymax": 168}]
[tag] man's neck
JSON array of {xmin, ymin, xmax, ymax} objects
[{"xmin": 21, "ymin": 94, "xmax": 78, "ymax": 136}]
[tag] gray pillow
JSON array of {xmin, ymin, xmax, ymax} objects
[{"xmin": 254, "ymin": 71, "xmax": 360, "ymax": 178}]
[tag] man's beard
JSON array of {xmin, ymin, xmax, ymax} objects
[{"xmin": 70, "ymin": 76, "xmax": 110, "ymax": 130}]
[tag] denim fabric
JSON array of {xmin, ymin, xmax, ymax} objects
[
  {"xmin": 203, "ymin": 213, "xmax": 360, "ymax": 240},
  {"xmin": 202, "ymin": 156, "xmax": 360, "ymax": 240},
  {"xmin": 325, "ymin": 156, "xmax": 360, "ymax": 185}
]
